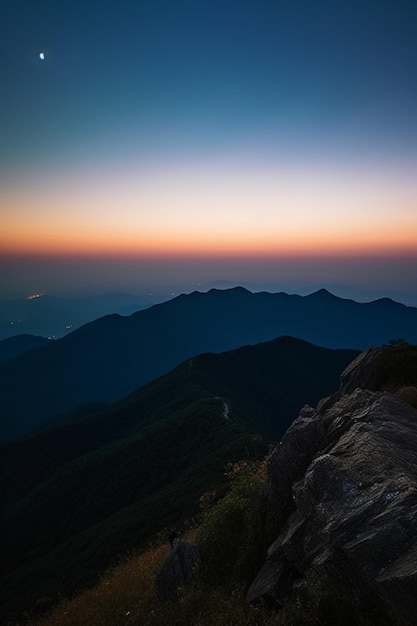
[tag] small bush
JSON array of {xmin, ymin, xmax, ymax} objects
[
  {"xmin": 377, "ymin": 343, "xmax": 417, "ymax": 391},
  {"xmin": 395, "ymin": 386, "xmax": 417, "ymax": 409},
  {"xmin": 198, "ymin": 459, "xmax": 276, "ymax": 587}
]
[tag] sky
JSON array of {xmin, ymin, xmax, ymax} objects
[{"xmin": 1, "ymin": 0, "xmax": 417, "ymax": 303}]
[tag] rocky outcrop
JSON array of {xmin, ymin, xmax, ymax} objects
[
  {"xmin": 317, "ymin": 346, "xmax": 383, "ymax": 415},
  {"xmin": 268, "ymin": 405, "xmax": 325, "ymax": 515},
  {"xmin": 155, "ymin": 537, "xmax": 200, "ymax": 601},
  {"xmin": 248, "ymin": 351, "xmax": 417, "ymax": 625},
  {"xmin": 338, "ymin": 346, "xmax": 383, "ymax": 394}
]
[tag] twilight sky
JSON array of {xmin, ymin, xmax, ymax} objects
[{"xmin": 1, "ymin": 0, "xmax": 417, "ymax": 302}]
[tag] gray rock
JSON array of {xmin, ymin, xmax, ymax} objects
[
  {"xmin": 246, "ymin": 546, "xmax": 293, "ymax": 605},
  {"xmin": 155, "ymin": 538, "xmax": 200, "ymax": 601},
  {"xmin": 318, "ymin": 347, "xmax": 384, "ymax": 416},
  {"xmin": 248, "ymin": 391, "xmax": 417, "ymax": 625},
  {"xmin": 249, "ymin": 406, "xmax": 326, "ymax": 604},
  {"xmin": 339, "ymin": 346, "xmax": 383, "ymax": 394},
  {"xmin": 268, "ymin": 405, "xmax": 325, "ymax": 509}
]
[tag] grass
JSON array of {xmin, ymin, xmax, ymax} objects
[
  {"xmin": 31, "ymin": 459, "xmax": 320, "ymax": 626},
  {"xmin": 30, "ymin": 462, "xmax": 273, "ymax": 626},
  {"xmin": 30, "ymin": 542, "xmax": 170, "ymax": 626},
  {"xmin": 31, "ymin": 538, "xmax": 312, "ymax": 626}
]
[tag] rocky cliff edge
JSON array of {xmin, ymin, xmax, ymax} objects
[{"xmin": 247, "ymin": 347, "xmax": 417, "ymax": 626}]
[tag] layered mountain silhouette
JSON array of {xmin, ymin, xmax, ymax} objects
[
  {"xmin": 0, "ymin": 336, "xmax": 357, "ymax": 622},
  {"xmin": 0, "ymin": 334, "xmax": 51, "ymax": 364},
  {"xmin": 1, "ymin": 287, "xmax": 416, "ymax": 443}
]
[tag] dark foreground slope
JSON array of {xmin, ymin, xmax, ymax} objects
[
  {"xmin": 18, "ymin": 344, "xmax": 417, "ymax": 626},
  {"xmin": 0, "ymin": 337, "xmax": 356, "ymax": 623},
  {"xmin": 1, "ymin": 287, "xmax": 416, "ymax": 443}
]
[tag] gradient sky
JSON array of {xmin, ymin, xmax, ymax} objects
[{"xmin": 1, "ymin": 0, "xmax": 417, "ymax": 302}]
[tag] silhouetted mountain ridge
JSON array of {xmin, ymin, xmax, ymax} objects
[
  {"xmin": 0, "ymin": 292, "xmax": 154, "ymax": 341},
  {"xmin": 0, "ymin": 287, "xmax": 416, "ymax": 443},
  {"xmin": 307, "ymin": 288, "xmax": 341, "ymax": 299},
  {"xmin": 0, "ymin": 334, "xmax": 51, "ymax": 364}
]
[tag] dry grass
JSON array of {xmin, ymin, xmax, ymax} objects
[
  {"xmin": 139, "ymin": 583, "xmax": 319, "ymax": 626},
  {"xmin": 31, "ymin": 536, "xmax": 295, "ymax": 626},
  {"xmin": 31, "ymin": 469, "xmax": 317, "ymax": 626},
  {"xmin": 32, "ymin": 542, "xmax": 170, "ymax": 626}
]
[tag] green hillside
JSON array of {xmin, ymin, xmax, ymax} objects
[
  {"xmin": 2, "ymin": 286, "xmax": 415, "ymax": 443},
  {"xmin": 0, "ymin": 337, "xmax": 357, "ymax": 623}
]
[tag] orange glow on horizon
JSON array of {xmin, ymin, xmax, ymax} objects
[
  {"xmin": 2, "ymin": 159, "xmax": 417, "ymax": 261},
  {"xmin": 2, "ymin": 222, "xmax": 417, "ymax": 259}
]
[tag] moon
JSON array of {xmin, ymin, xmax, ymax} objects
[{"xmin": 39, "ymin": 52, "xmax": 45, "ymax": 60}]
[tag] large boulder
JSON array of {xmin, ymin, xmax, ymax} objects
[
  {"xmin": 247, "ymin": 391, "xmax": 417, "ymax": 625},
  {"xmin": 338, "ymin": 346, "xmax": 384, "ymax": 394},
  {"xmin": 268, "ymin": 405, "xmax": 325, "ymax": 510},
  {"xmin": 155, "ymin": 537, "xmax": 200, "ymax": 601},
  {"xmin": 317, "ymin": 347, "xmax": 384, "ymax": 415}
]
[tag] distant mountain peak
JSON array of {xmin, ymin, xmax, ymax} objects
[
  {"xmin": 227, "ymin": 286, "xmax": 252, "ymax": 295},
  {"xmin": 306, "ymin": 288, "xmax": 339, "ymax": 300},
  {"xmin": 370, "ymin": 296, "xmax": 402, "ymax": 307},
  {"xmin": 1, "ymin": 284, "xmax": 416, "ymax": 444},
  {"xmin": 206, "ymin": 286, "xmax": 252, "ymax": 295}
]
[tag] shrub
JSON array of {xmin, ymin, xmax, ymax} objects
[
  {"xmin": 198, "ymin": 459, "xmax": 276, "ymax": 587},
  {"xmin": 377, "ymin": 343, "xmax": 417, "ymax": 391},
  {"xmin": 395, "ymin": 385, "xmax": 417, "ymax": 409}
]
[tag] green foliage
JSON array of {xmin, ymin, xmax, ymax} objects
[
  {"xmin": 198, "ymin": 459, "xmax": 276, "ymax": 587},
  {"xmin": 386, "ymin": 338, "xmax": 408, "ymax": 347},
  {"xmin": 189, "ymin": 338, "xmax": 358, "ymax": 436},
  {"xmin": 377, "ymin": 342, "xmax": 417, "ymax": 391}
]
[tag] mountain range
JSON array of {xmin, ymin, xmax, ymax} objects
[
  {"xmin": 0, "ymin": 292, "xmax": 153, "ymax": 341},
  {"xmin": 1, "ymin": 287, "xmax": 416, "ymax": 443},
  {"xmin": 0, "ymin": 333, "xmax": 51, "ymax": 364},
  {"xmin": 0, "ymin": 335, "xmax": 357, "ymax": 623}
]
